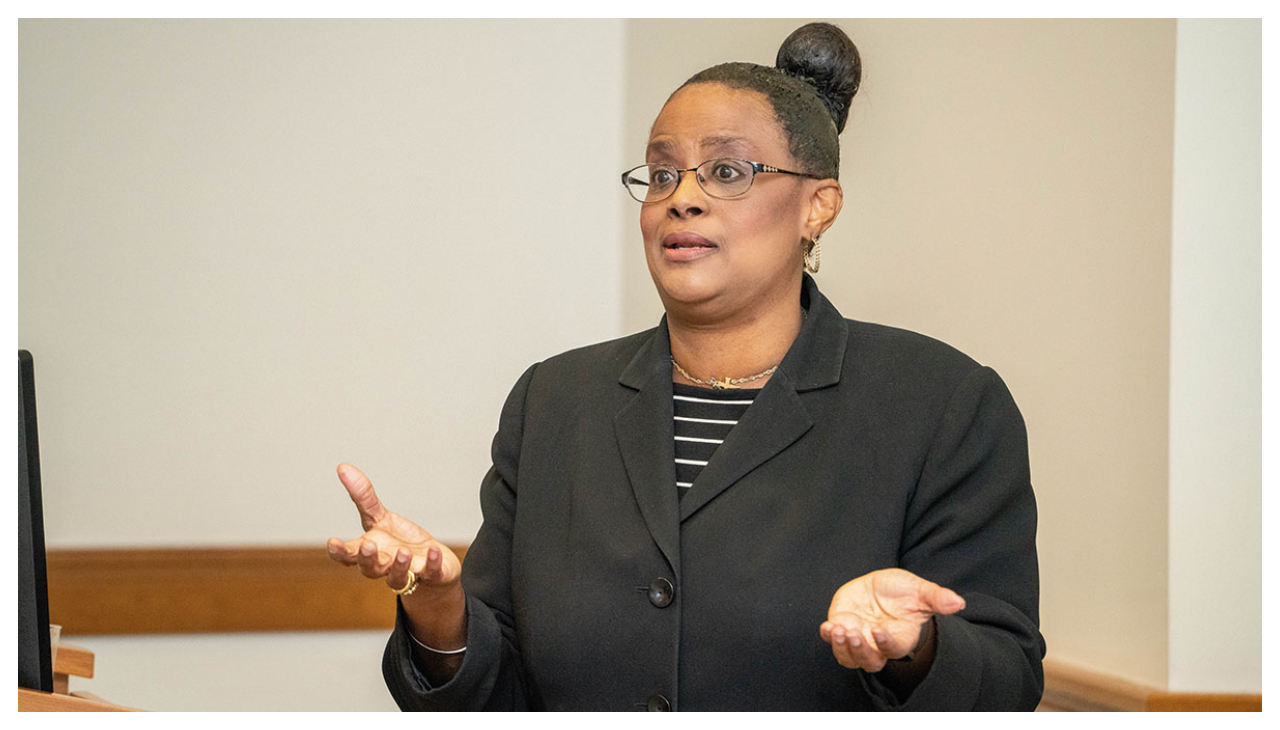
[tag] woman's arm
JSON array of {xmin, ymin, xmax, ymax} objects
[
  {"xmin": 820, "ymin": 365, "xmax": 1044, "ymax": 710},
  {"xmin": 887, "ymin": 365, "xmax": 1044, "ymax": 710},
  {"xmin": 381, "ymin": 363, "xmax": 540, "ymax": 711}
]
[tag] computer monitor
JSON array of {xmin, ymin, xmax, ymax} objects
[{"xmin": 18, "ymin": 349, "xmax": 54, "ymax": 692}]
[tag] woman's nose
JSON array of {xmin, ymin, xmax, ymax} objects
[{"xmin": 667, "ymin": 169, "xmax": 706, "ymax": 217}]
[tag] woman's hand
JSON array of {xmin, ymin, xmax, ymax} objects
[
  {"xmin": 326, "ymin": 463, "xmax": 462, "ymax": 596},
  {"xmin": 820, "ymin": 568, "xmax": 965, "ymax": 673}
]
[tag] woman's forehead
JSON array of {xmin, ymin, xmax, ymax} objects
[{"xmin": 647, "ymin": 84, "xmax": 787, "ymax": 160}]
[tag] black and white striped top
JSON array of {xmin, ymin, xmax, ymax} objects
[{"xmin": 672, "ymin": 382, "xmax": 760, "ymax": 497}]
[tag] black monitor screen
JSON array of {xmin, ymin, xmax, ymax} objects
[{"xmin": 18, "ymin": 349, "xmax": 54, "ymax": 692}]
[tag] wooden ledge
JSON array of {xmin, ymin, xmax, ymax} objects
[
  {"xmin": 48, "ymin": 545, "xmax": 467, "ymax": 635},
  {"xmin": 1041, "ymin": 659, "xmax": 1262, "ymax": 712},
  {"xmin": 18, "ymin": 687, "xmax": 139, "ymax": 712}
]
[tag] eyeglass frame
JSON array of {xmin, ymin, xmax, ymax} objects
[{"xmin": 619, "ymin": 158, "xmax": 822, "ymax": 203}]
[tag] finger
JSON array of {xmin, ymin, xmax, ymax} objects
[
  {"xmin": 819, "ymin": 621, "xmax": 835, "ymax": 644},
  {"xmin": 870, "ymin": 626, "xmax": 915, "ymax": 660},
  {"xmin": 337, "ymin": 463, "xmax": 388, "ymax": 530},
  {"xmin": 826, "ymin": 617, "xmax": 866, "ymax": 669},
  {"xmin": 326, "ymin": 537, "xmax": 358, "ymax": 566},
  {"xmin": 918, "ymin": 580, "xmax": 966, "ymax": 615},
  {"xmin": 419, "ymin": 546, "xmax": 443, "ymax": 583},
  {"xmin": 386, "ymin": 548, "xmax": 413, "ymax": 591},
  {"xmin": 828, "ymin": 623, "xmax": 855, "ymax": 668},
  {"xmin": 355, "ymin": 537, "xmax": 391, "ymax": 579},
  {"xmin": 850, "ymin": 629, "xmax": 888, "ymax": 672}
]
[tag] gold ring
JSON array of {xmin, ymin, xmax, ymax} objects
[{"xmin": 392, "ymin": 570, "xmax": 418, "ymax": 596}]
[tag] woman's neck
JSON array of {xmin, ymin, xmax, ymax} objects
[{"xmin": 666, "ymin": 283, "xmax": 805, "ymax": 390}]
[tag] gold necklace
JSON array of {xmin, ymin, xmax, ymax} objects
[{"xmin": 671, "ymin": 358, "xmax": 778, "ymax": 390}]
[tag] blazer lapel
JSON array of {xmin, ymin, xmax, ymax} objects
[
  {"xmin": 679, "ymin": 274, "xmax": 849, "ymax": 522},
  {"xmin": 614, "ymin": 318, "xmax": 681, "ymax": 575},
  {"xmin": 677, "ymin": 370, "xmax": 813, "ymax": 522}
]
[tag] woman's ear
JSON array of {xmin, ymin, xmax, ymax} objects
[{"xmin": 805, "ymin": 179, "xmax": 844, "ymax": 238}]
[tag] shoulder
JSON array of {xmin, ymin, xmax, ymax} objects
[
  {"xmin": 843, "ymin": 319, "xmax": 982, "ymax": 382},
  {"xmin": 533, "ymin": 327, "xmax": 657, "ymax": 380},
  {"xmin": 834, "ymin": 318, "xmax": 1022, "ymax": 424},
  {"xmin": 501, "ymin": 327, "xmax": 658, "ymax": 411}
]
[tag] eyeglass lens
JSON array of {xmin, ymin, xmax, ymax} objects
[{"xmin": 624, "ymin": 159, "xmax": 755, "ymax": 202}]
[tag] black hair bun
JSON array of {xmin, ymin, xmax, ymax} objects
[{"xmin": 775, "ymin": 22, "xmax": 861, "ymax": 133}]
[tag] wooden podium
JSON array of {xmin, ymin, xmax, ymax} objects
[{"xmin": 17, "ymin": 643, "xmax": 138, "ymax": 712}]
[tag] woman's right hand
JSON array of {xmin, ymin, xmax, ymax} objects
[{"xmin": 326, "ymin": 463, "xmax": 462, "ymax": 597}]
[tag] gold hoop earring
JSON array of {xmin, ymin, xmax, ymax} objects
[{"xmin": 804, "ymin": 237, "xmax": 821, "ymax": 274}]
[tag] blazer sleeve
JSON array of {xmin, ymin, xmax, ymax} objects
[
  {"xmin": 382, "ymin": 363, "xmax": 539, "ymax": 711},
  {"xmin": 862, "ymin": 365, "xmax": 1046, "ymax": 711}
]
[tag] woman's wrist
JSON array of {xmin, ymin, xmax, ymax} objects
[
  {"xmin": 876, "ymin": 616, "xmax": 938, "ymax": 701},
  {"xmin": 400, "ymin": 581, "xmax": 468, "ymax": 651}
]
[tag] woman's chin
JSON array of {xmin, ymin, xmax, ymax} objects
[
  {"xmin": 650, "ymin": 267, "xmax": 725, "ymax": 308},
  {"xmin": 654, "ymin": 280, "xmax": 749, "ymax": 328}
]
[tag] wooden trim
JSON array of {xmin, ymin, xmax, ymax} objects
[
  {"xmin": 47, "ymin": 545, "xmax": 467, "ymax": 635},
  {"xmin": 18, "ymin": 687, "xmax": 140, "ymax": 712},
  {"xmin": 1040, "ymin": 658, "xmax": 1153, "ymax": 711},
  {"xmin": 1040, "ymin": 659, "xmax": 1262, "ymax": 712},
  {"xmin": 1146, "ymin": 692, "xmax": 1262, "ymax": 712}
]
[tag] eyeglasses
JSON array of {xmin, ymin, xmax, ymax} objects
[{"xmin": 620, "ymin": 158, "xmax": 819, "ymax": 203}]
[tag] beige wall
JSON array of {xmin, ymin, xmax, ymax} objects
[
  {"xmin": 19, "ymin": 20, "xmax": 626, "ymax": 710},
  {"xmin": 20, "ymin": 19, "xmax": 626, "ymax": 550},
  {"xmin": 624, "ymin": 18, "xmax": 1177, "ymax": 688}
]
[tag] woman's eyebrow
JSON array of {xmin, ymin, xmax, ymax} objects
[
  {"xmin": 646, "ymin": 135, "xmax": 754, "ymax": 160},
  {"xmin": 646, "ymin": 137, "xmax": 677, "ymax": 157},
  {"xmin": 701, "ymin": 136, "xmax": 753, "ymax": 155}
]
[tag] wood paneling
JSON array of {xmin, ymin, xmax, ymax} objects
[
  {"xmin": 46, "ymin": 546, "xmax": 467, "ymax": 635},
  {"xmin": 1146, "ymin": 692, "xmax": 1262, "ymax": 712},
  {"xmin": 1040, "ymin": 659, "xmax": 1262, "ymax": 712},
  {"xmin": 1039, "ymin": 658, "xmax": 1151, "ymax": 711}
]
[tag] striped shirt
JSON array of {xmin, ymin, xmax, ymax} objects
[{"xmin": 672, "ymin": 382, "xmax": 760, "ymax": 497}]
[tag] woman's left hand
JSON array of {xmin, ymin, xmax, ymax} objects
[{"xmin": 820, "ymin": 568, "xmax": 965, "ymax": 672}]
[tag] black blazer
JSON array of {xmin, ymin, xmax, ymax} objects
[{"xmin": 384, "ymin": 275, "xmax": 1045, "ymax": 711}]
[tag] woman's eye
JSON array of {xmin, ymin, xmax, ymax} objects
[
  {"xmin": 713, "ymin": 164, "xmax": 742, "ymax": 180},
  {"xmin": 652, "ymin": 169, "xmax": 676, "ymax": 186}
]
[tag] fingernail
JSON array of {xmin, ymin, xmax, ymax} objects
[
  {"xmin": 429, "ymin": 547, "xmax": 440, "ymax": 561},
  {"xmin": 872, "ymin": 630, "xmax": 886, "ymax": 645},
  {"xmin": 849, "ymin": 635, "xmax": 862, "ymax": 648}
]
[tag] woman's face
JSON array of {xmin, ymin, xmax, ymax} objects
[{"xmin": 641, "ymin": 83, "xmax": 816, "ymax": 323}]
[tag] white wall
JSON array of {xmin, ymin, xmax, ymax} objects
[
  {"xmin": 60, "ymin": 631, "xmax": 400, "ymax": 711},
  {"xmin": 20, "ymin": 19, "xmax": 626, "ymax": 549},
  {"xmin": 1167, "ymin": 19, "xmax": 1261, "ymax": 693}
]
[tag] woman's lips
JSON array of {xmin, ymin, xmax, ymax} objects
[{"xmin": 661, "ymin": 232, "xmax": 718, "ymax": 262}]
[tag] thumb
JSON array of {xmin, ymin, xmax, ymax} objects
[
  {"xmin": 919, "ymin": 581, "xmax": 966, "ymax": 616},
  {"xmin": 336, "ymin": 463, "xmax": 387, "ymax": 529}
]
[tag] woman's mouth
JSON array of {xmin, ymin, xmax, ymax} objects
[{"xmin": 662, "ymin": 232, "xmax": 718, "ymax": 262}]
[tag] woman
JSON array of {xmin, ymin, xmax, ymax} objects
[{"xmin": 328, "ymin": 23, "xmax": 1044, "ymax": 711}]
